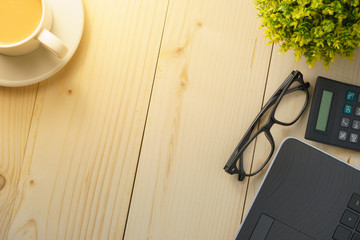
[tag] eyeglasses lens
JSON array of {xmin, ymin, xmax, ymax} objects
[
  {"xmin": 274, "ymin": 80, "xmax": 307, "ymax": 124},
  {"xmin": 239, "ymin": 130, "xmax": 273, "ymax": 176}
]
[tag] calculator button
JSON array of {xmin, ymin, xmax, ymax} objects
[
  {"xmin": 342, "ymin": 118, "xmax": 350, "ymax": 128},
  {"xmin": 345, "ymin": 104, "xmax": 353, "ymax": 114},
  {"xmin": 356, "ymin": 107, "xmax": 360, "ymax": 116},
  {"xmin": 350, "ymin": 133, "xmax": 359, "ymax": 143},
  {"xmin": 339, "ymin": 131, "xmax": 348, "ymax": 141},
  {"xmin": 347, "ymin": 91, "xmax": 356, "ymax": 101},
  {"xmin": 353, "ymin": 120, "xmax": 360, "ymax": 130}
]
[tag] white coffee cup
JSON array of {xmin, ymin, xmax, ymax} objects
[{"xmin": 0, "ymin": 0, "xmax": 68, "ymax": 58}]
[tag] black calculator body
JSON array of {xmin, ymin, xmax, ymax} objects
[{"xmin": 305, "ymin": 77, "xmax": 360, "ymax": 152}]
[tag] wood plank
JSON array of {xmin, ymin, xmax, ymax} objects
[
  {"xmin": 0, "ymin": 85, "xmax": 38, "ymax": 239},
  {"xmin": 7, "ymin": 0, "xmax": 169, "ymax": 239},
  {"xmin": 125, "ymin": 0, "xmax": 273, "ymax": 239},
  {"xmin": 243, "ymin": 47, "xmax": 360, "ymax": 218}
]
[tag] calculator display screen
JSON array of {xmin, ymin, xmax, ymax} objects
[{"xmin": 315, "ymin": 90, "xmax": 333, "ymax": 132}]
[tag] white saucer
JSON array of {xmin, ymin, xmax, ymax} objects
[{"xmin": 0, "ymin": 0, "xmax": 84, "ymax": 87}]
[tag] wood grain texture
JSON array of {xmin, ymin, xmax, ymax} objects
[
  {"xmin": 2, "ymin": 0, "xmax": 359, "ymax": 239},
  {"xmin": 243, "ymin": 47, "xmax": 360, "ymax": 218},
  {"xmin": 0, "ymin": 86, "xmax": 38, "ymax": 239},
  {"xmin": 6, "ymin": 0, "xmax": 169, "ymax": 239},
  {"xmin": 124, "ymin": 0, "xmax": 273, "ymax": 239}
]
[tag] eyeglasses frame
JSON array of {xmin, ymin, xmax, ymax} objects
[{"xmin": 224, "ymin": 70, "xmax": 310, "ymax": 181}]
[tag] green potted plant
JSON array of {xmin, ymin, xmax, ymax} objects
[{"xmin": 255, "ymin": 0, "xmax": 360, "ymax": 68}]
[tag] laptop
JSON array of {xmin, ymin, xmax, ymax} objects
[{"xmin": 236, "ymin": 137, "xmax": 360, "ymax": 240}]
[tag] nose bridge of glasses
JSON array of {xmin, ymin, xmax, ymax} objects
[
  {"xmin": 262, "ymin": 117, "xmax": 275, "ymax": 130},
  {"xmin": 257, "ymin": 127, "xmax": 275, "ymax": 147}
]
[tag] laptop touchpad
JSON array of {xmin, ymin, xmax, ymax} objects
[{"xmin": 250, "ymin": 214, "xmax": 314, "ymax": 240}]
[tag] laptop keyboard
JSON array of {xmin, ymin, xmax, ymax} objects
[{"xmin": 333, "ymin": 193, "xmax": 360, "ymax": 240}]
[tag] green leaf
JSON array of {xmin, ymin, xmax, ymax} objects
[{"xmin": 255, "ymin": 0, "xmax": 360, "ymax": 68}]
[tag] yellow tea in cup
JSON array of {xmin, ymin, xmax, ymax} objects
[{"xmin": 0, "ymin": 0, "xmax": 42, "ymax": 45}]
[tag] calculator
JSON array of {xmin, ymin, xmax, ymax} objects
[{"xmin": 305, "ymin": 76, "xmax": 360, "ymax": 151}]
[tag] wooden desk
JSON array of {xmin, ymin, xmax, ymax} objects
[{"xmin": 1, "ymin": 0, "xmax": 360, "ymax": 239}]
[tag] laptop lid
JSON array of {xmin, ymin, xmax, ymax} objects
[{"xmin": 236, "ymin": 137, "xmax": 360, "ymax": 240}]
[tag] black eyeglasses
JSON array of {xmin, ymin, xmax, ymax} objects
[{"xmin": 224, "ymin": 70, "xmax": 310, "ymax": 181}]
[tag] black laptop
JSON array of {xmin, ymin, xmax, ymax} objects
[{"xmin": 236, "ymin": 137, "xmax": 360, "ymax": 240}]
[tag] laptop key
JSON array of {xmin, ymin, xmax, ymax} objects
[
  {"xmin": 357, "ymin": 222, "xmax": 360, "ymax": 233},
  {"xmin": 352, "ymin": 234, "xmax": 360, "ymax": 240},
  {"xmin": 348, "ymin": 193, "xmax": 360, "ymax": 213},
  {"xmin": 341, "ymin": 210, "xmax": 359, "ymax": 229},
  {"xmin": 351, "ymin": 234, "xmax": 360, "ymax": 240},
  {"xmin": 334, "ymin": 225, "xmax": 352, "ymax": 240}
]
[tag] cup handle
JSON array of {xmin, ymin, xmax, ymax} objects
[{"xmin": 37, "ymin": 29, "xmax": 68, "ymax": 58}]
